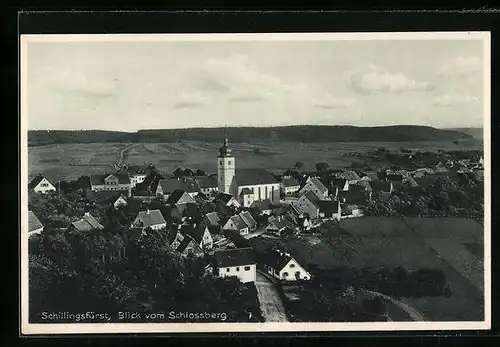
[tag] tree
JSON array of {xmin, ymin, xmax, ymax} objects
[
  {"xmin": 195, "ymin": 169, "xmax": 206, "ymax": 176},
  {"xmin": 294, "ymin": 161, "xmax": 304, "ymax": 170},
  {"xmin": 315, "ymin": 162, "xmax": 330, "ymax": 173}
]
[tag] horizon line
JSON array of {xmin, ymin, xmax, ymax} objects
[{"xmin": 27, "ymin": 124, "xmax": 484, "ymax": 132}]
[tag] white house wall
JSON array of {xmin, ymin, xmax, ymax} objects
[
  {"xmin": 218, "ymin": 264, "xmax": 256, "ymax": 283},
  {"xmin": 278, "ymin": 259, "xmax": 311, "ymax": 281}
]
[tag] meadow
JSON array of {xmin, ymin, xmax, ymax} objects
[{"xmin": 27, "ymin": 139, "xmax": 483, "ymax": 182}]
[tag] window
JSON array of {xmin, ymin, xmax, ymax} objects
[
  {"xmin": 283, "ymin": 272, "xmax": 289, "ymax": 277},
  {"xmin": 228, "ymin": 160, "xmax": 231, "ymax": 165},
  {"xmin": 289, "ymin": 264, "xmax": 295, "ymax": 268},
  {"xmin": 226, "ymin": 268, "xmax": 230, "ymax": 272},
  {"xmin": 236, "ymin": 267, "xmax": 240, "ymax": 271},
  {"xmin": 220, "ymin": 160, "xmax": 223, "ymax": 165},
  {"xmin": 244, "ymin": 266, "xmax": 251, "ymax": 271},
  {"xmin": 265, "ymin": 186, "xmax": 268, "ymax": 197}
]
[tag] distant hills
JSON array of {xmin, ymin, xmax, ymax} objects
[
  {"xmin": 28, "ymin": 125, "xmax": 473, "ymax": 147},
  {"xmin": 446, "ymin": 127, "xmax": 483, "ymax": 140}
]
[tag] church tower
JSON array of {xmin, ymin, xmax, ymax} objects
[{"xmin": 217, "ymin": 134, "xmax": 235, "ymax": 195}]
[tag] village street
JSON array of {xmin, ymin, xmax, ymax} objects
[
  {"xmin": 360, "ymin": 289, "xmax": 425, "ymax": 321},
  {"xmin": 255, "ymin": 271, "xmax": 289, "ymax": 322}
]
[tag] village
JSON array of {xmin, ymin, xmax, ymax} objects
[{"xmin": 27, "ymin": 136, "xmax": 485, "ymax": 323}]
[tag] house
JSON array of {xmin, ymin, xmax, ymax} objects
[
  {"xmin": 85, "ymin": 191, "xmax": 128, "ymax": 209},
  {"xmin": 329, "ymin": 177, "xmax": 349, "ymax": 197},
  {"xmin": 266, "ymin": 215, "xmax": 297, "ymax": 235},
  {"xmin": 180, "ymin": 223, "xmax": 213, "ymax": 250},
  {"xmin": 90, "ymin": 173, "xmax": 132, "ymax": 197},
  {"xmin": 249, "ymin": 199, "xmax": 273, "ymax": 215},
  {"xmin": 155, "ymin": 178, "xmax": 185, "ymax": 199},
  {"xmin": 351, "ymin": 180, "xmax": 372, "ymax": 193},
  {"xmin": 340, "ymin": 170, "xmax": 361, "ymax": 184},
  {"xmin": 281, "ymin": 176, "xmax": 301, "ymax": 196},
  {"xmin": 28, "ymin": 210, "xmax": 44, "ymax": 237},
  {"xmin": 175, "ymin": 235, "xmax": 204, "ymax": 257},
  {"xmin": 165, "ymin": 189, "xmax": 197, "ymax": 207},
  {"xmin": 223, "ymin": 211, "xmax": 257, "ymax": 235},
  {"xmin": 299, "ymin": 177, "xmax": 329, "ymax": 199},
  {"xmin": 337, "ymin": 189, "xmax": 369, "ymax": 206},
  {"xmin": 120, "ymin": 165, "xmax": 149, "ymax": 188},
  {"xmin": 316, "ymin": 200, "xmax": 341, "ymax": 220},
  {"xmin": 204, "ymin": 212, "xmax": 222, "ymax": 234},
  {"xmin": 261, "ymin": 249, "xmax": 311, "ymax": 282},
  {"xmin": 369, "ymin": 180, "xmax": 393, "ymax": 194},
  {"xmin": 216, "ymin": 192, "xmax": 241, "ymax": 209},
  {"xmin": 194, "ymin": 175, "xmax": 219, "ymax": 195},
  {"xmin": 213, "ymin": 247, "xmax": 257, "ymax": 283},
  {"xmin": 68, "ymin": 212, "xmax": 104, "ymax": 232},
  {"xmin": 239, "ymin": 211, "xmax": 257, "ymax": 231},
  {"xmin": 239, "ymin": 187, "xmax": 255, "ymax": 208},
  {"xmin": 29, "ymin": 175, "xmax": 57, "ymax": 194},
  {"xmin": 294, "ymin": 191, "xmax": 321, "ymax": 220},
  {"xmin": 132, "ymin": 209, "xmax": 167, "ymax": 230}
]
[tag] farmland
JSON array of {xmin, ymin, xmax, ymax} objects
[
  {"xmin": 248, "ymin": 216, "xmax": 484, "ymax": 321},
  {"xmin": 27, "ymin": 139, "xmax": 482, "ymax": 182}
]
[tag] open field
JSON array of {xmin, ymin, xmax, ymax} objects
[
  {"xmin": 248, "ymin": 216, "xmax": 484, "ymax": 321},
  {"xmin": 27, "ymin": 139, "xmax": 482, "ymax": 182}
]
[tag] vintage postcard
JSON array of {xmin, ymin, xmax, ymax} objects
[{"xmin": 20, "ymin": 32, "xmax": 491, "ymax": 334}]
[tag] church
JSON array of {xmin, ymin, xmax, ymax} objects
[{"xmin": 217, "ymin": 136, "xmax": 281, "ymax": 207}]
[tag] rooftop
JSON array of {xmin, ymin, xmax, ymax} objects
[{"xmin": 214, "ymin": 247, "xmax": 256, "ymax": 267}]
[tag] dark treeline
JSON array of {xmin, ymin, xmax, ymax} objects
[{"xmin": 28, "ymin": 126, "xmax": 472, "ymax": 147}]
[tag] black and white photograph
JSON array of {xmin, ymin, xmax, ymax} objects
[{"xmin": 20, "ymin": 32, "xmax": 490, "ymax": 334}]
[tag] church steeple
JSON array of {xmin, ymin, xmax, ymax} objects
[{"xmin": 219, "ymin": 132, "xmax": 232, "ymax": 157}]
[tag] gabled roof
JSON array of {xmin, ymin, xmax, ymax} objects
[
  {"xmin": 176, "ymin": 235, "xmax": 201, "ymax": 253},
  {"xmin": 28, "ymin": 211, "xmax": 43, "ymax": 232},
  {"xmin": 239, "ymin": 211, "xmax": 257, "ymax": 229},
  {"xmin": 240, "ymin": 187, "xmax": 253, "ymax": 195},
  {"xmin": 85, "ymin": 190, "xmax": 127, "ymax": 205},
  {"xmin": 261, "ymin": 249, "xmax": 295, "ymax": 271},
  {"xmin": 282, "ymin": 176, "xmax": 300, "ymax": 187},
  {"xmin": 249, "ymin": 199, "xmax": 272, "ymax": 211},
  {"xmin": 165, "ymin": 189, "xmax": 195, "ymax": 205},
  {"xmin": 302, "ymin": 190, "xmax": 321, "ymax": 208},
  {"xmin": 135, "ymin": 209, "xmax": 166, "ymax": 228},
  {"xmin": 316, "ymin": 200, "xmax": 340, "ymax": 214},
  {"xmin": 306, "ymin": 177, "xmax": 328, "ymax": 194},
  {"xmin": 71, "ymin": 212, "xmax": 104, "ymax": 232},
  {"xmin": 340, "ymin": 170, "xmax": 361, "ymax": 181},
  {"xmin": 337, "ymin": 190, "xmax": 368, "ymax": 206},
  {"xmin": 217, "ymin": 193, "xmax": 236, "ymax": 205},
  {"xmin": 329, "ymin": 177, "xmax": 348, "ymax": 189},
  {"xmin": 180, "ymin": 223, "xmax": 209, "ymax": 243},
  {"xmin": 29, "ymin": 175, "xmax": 55, "ymax": 189},
  {"xmin": 204, "ymin": 212, "xmax": 221, "ymax": 226},
  {"xmin": 157, "ymin": 179, "xmax": 185, "ymax": 194},
  {"xmin": 229, "ymin": 215, "xmax": 248, "ymax": 231},
  {"xmin": 90, "ymin": 173, "xmax": 130, "ymax": 186},
  {"xmin": 235, "ymin": 168, "xmax": 278, "ymax": 186},
  {"xmin": 267, "ymin": 216, "xmax": 296, "ymax": 231},
  {"xmin": 214, "ymin": 247, "xmax": 256, "ymax": 267},
  {"xmin": 194, "ymin": 175, "xmax": 218, "ymax": 188}
]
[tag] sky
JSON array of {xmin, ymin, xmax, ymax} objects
[{"xmin": 24, "ymin": 35, "xmax": 487, "ymax": 131}]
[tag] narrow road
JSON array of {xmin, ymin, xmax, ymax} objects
[
  {"xmin": 114, "ymin": 143, "xmax": 138, "ymax": 170},
  {"xmin": 361, "ymin": 289, "xmax": 425, "ymax": 321},
  {"xmin": 255, "ymin": 271, "xmax": 289, "ymax": 322}
]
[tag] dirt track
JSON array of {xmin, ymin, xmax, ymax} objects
[{"xmin": 255, "ymin": 272, "xmax": 289, "ymax": 322}]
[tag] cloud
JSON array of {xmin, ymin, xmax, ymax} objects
[
  {"xmin": 432, "ymin": 93, "xmax": 480, "ymax": 107},
  {"xmin": 439, "ymin": 56, "xmax": 482, "ymax": 76},
  {"xmin": 51, "ymin": 68, "xmax": 119, "ymax": 98},
  {"xmin": 172, "ymin": 92, "xmax": 208, "ymax": 109},
  {"xmin": 348, "ymin": 65, "xmax": 432, "ymax": 94},
  {"xmin": 195, "ymin": 54, "xmax": 355, "ymax": 110}
]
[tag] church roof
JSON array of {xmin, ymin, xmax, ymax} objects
[{"xmin": 235, "ymin": 168, "xmax": 278, "ymax": 186}]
